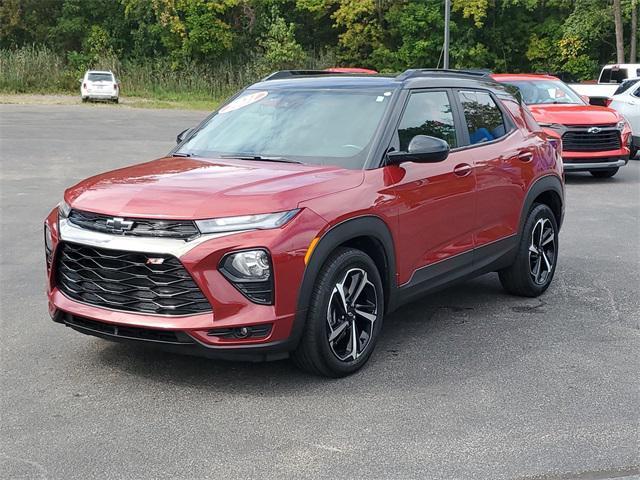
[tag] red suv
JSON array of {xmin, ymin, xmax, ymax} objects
[
  {"xmin": 45, "ymin": 69, "xmax": 564, "ymax": 377},
  {"xmin": 493, "ymin": 74, "xmax": 633, "ymax": 178}
]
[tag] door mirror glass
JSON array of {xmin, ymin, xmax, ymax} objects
[
  {"xmin": 176, "ymin": 128, "xmax": 193, "ymax": 144},
  {"xmin": 387, "ymin": 135, "xmax": 450, "ymax": 164}
]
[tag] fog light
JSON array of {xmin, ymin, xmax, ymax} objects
[
  {"xmin": 207, "ymin": 324, "xmax": 272, "ymax": 339},
  {"xmin": 219, "ymin": 249, "xmax": 274, "ymax": 304}
]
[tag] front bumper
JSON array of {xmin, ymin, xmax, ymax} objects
[
  {"xmin": 54, "ymin": 311, "xmax": 294, "ymax": 362},
  {"xmin": 563, "ymin": 158, "xmax": 628, "ymax": 172},
  {"xmin": 45, "ymin": 207, "xmax": 326, "ymax": 358}
]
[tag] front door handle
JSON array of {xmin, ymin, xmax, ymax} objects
[
  {"xmin": 518, "ymin": 151, "xmax": 534, "ymax": 162},
  {"xmin": 453, "ymin": 163, "xmax": 472, "ymax": 177}
]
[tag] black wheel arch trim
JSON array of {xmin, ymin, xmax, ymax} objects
[
  {"xmin": 518, "ymin": 174, "xmax": 564, "ymax": 235},
  {"xmin": 290, "ymin": 215, "xmax": 398, "ymax": 348}
]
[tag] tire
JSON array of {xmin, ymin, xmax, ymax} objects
[
  {"xmin": 292, "ymin": 247, "xmax": 384, "ymax": 377},
  {"xmin": 630, "ymin": 148, "xmax": 638, "ymax": 159},
  {"xmin": 590, "ymin": 168, "xmax": 618, "ymax": 178},
  {"xmin": 81, "ymin": 97, "xmax": 88, "ymax": 103},
  {"xmin": 499, "ymin": 203, "xmax": 558, "ymax": 297},
  {"xmin": 113, "ymin": 98, "xmax": 119, "ymax": 104}
]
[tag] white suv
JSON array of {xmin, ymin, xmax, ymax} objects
[
  {"xmin": 609, "ymin": 79, "xmax": 640, "ymax": 158},
  {"xmin": 80, "ymin": 70, "xmax": 119, "ymax": 103}
]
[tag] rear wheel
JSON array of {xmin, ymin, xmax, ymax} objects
[
  {"xmin": 499, "ymin": 204, "xmax": 558, "ymax": 297},
  {"xmin": 630, "ymin": 147, "xmax": 638, "ymax": 159},
  {"xmin": 81, "ymin": 97, "xmax": 88, "ymax": 103},
  {"xmin": 292, "ymin": 247, "xmax": 384, "ymax": 377},
  {"xmin": 590, "ymin": 168, "xmax": 618, "ymax": 178}
]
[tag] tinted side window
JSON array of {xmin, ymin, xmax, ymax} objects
[
  {"xmin": 599, "ymin": 68, "xmax": 612, "ymax": 83},
  {"xmin": 613, "ymin": 79, "xmax": 640, "ymax": 95},
  {"xmin": 459, "ymin": 90, "xmax": 508, "ymax": 145},
  {"xmin": 397, "ymin": 91, "xmax": 457, "ymax": 150}
]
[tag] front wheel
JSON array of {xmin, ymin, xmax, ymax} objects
[
  {"xmin": 292, "ymin": 247, "xmax": 384, "ymax": 377},
  {"xmin": 499, "ymin": 203, "xmax": 558, "ymax": 297},
  {"xmin": 590, "ymin": 168, "xmax": 618, "ymax": 178}
]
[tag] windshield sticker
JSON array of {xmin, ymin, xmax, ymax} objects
[
  {"xmin": 219, "ymin": 91, "xmax": 268, "ymax": 114},
  {"xmin": 376, "ymin": 96, "xmax": 385, "ymax": 102}
]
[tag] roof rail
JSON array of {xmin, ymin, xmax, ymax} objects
[
  {"xmin": 397, "ymin": 68, "xmax": 492, "ymax": 81},
  {"xmin": 262, "ymin": 70, "xmax": 346, "ymax": 81}
]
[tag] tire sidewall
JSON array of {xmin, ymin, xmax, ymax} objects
[
  {"xmin": 521, "ymin": 204, "xmax": 559, "ymax": 295},
  {"xmin": 310, "ymin": 249, "xmax": 384, "ymax": 376}
]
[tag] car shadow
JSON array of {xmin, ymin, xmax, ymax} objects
[{"xmin": 95, "ymin": 272, "xmax": 540, "ymax": 394}]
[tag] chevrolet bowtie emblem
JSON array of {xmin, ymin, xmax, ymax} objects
[
  {"xmin": 587, "ymin": 127, "xmax": 602, "ymax": 134},
  {"xmin": 105, "ymin": 217, "xmax": 134, "ymax": 233}
]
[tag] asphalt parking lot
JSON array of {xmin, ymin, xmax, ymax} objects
[{"xmin": 1, "ymin": 104, "xmax": 639, "ymax": 480}]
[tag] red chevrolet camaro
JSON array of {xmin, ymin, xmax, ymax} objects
[{"xmin": 45, "ymin": 69, "xmax": 564, "ymax": 376}]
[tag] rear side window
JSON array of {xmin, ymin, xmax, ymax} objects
[
  {"xmin": 397, "ymin": 91, "xmax": 457, "ymax": 150},
  {"xmin": 458, "ymin": 90, "xmax": 508, "ymax": 145}
]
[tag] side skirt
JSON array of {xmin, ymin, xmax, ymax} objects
[{"xmin": 393, "ymin": 235, "xmax": 518, "ymax": 308}]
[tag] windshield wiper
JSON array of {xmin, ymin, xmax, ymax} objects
[
  {"xmin": 172, "ymin": 152, "xmax": 193, "ymax": 157},
  {"xmin": 220, "ymin": 154, "xmax": 302, "ymax": 164}
]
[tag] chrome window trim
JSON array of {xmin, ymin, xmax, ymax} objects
[{"xmin": 59, "ymin": 218, "xmax": 249, "ymax": 258}]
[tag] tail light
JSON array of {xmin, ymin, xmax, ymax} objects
[
  {"xmin": 82, "ymin": 83, "xmax": 86, "ymax": 89},
  {"xmin": 114, "ymin": 83, "xmax": 118, "ymax": 90},
  {"xmin": 604, "ymin": 99, "xmax": 612, "ymax": 107}
]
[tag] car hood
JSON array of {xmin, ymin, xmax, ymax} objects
[
  {"xmin": 528, "ymin": 104, "xmax": 621, "ymax": 126},
  {"xmin": 65, "ymin": 157, "xmax": 364, "ymax": 219}
]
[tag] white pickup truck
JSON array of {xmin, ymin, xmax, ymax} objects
[{"xmin": 570, "ymin": 64, "xmax": 640, "ymax": 106}]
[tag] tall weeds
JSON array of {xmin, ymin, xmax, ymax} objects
[{"xmin": 0, "ymin": 45, "xmax": 336, "ymax": 102}]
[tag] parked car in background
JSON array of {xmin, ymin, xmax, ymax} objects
[
  {"xmin": 325, "ymin": 67, "xmax": 378, "ymax": 74},
  {"xmin": 570, "ymin": 64, "xmax": 640, "ymax": 106},
  {"xmin": 494, "ymin": 73, "xmax": 633, "ymax": 178},
  {"xmin": 80, "ymin": 70, "xmax": 119, "ymax": 103},
  {"xmin": 609, "ymin": 79, "xmax": 640, "ymax": 159},
  {"xmin": 45, "ymin": 69, "xmax": 564, "ymax": 377}
]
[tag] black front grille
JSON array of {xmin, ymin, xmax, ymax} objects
[
  {"xmin": 65, "ymin": 315, "xmax": 195, "ymax": 344},
  {"xmin": 68, "ymin": 209, "xmax": 199, "ymax": 240},
  {"xmin": 562, "ymin": 127, "xmax": 622, "ymax": 152},
  {"xmin": 56, "ymin": 243, "xmax": 212, "ymax": 315}
]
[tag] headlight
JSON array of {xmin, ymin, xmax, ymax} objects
[
  {"xmin": 195, "ymin": 209, "xmax": 299, "ymax": 234},
  {"xmin": 58, "ymin": 200, "xmax": 71, "ymax": 219},
  {"xmin": 220, "ymin": 249, "xmax": 273, "ymax": 304},
  {"xmin": 616, "ymin": 119, "xmax": 627, "ymax": 131}
]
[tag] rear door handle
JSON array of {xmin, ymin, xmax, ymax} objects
[{"xmin": 453, "ymin": 163, "xmax": 472, "ymax": 177}]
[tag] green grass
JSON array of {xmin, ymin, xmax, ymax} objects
[{"xmin": 0, "ymin": 45, "xmax": 261, "ymax": 108}]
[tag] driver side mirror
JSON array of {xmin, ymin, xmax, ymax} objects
[
  {"xmin": 387, "ymin": 135, "xmax": 450, "ymax": 165},
  {"xmin": 176, "ymin": 128, "xmax": 193, "ymax": 144}
]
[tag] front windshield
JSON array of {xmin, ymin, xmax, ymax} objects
[
  {"xmin": 177, "ymin": 87, "xmax": 395, "ymax": 169},
  {"xmin": 506, "ymin": 80, "xmax": 584, "ymax": 105}
]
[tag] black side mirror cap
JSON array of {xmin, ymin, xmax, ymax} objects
[
  {"xmin": 176, "ymin": 128, "xmax": 193, "ymax": 144},
  {"xmin": 387, "ymin": 135, "xmax": 450, "ymax": 164}
]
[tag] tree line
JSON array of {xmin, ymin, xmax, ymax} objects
[{"xmin": 0, "ymin": 0, "xmax": 638, "ymax": 99}]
